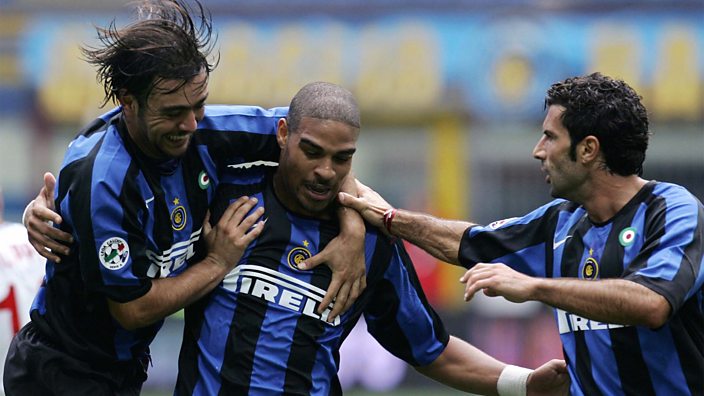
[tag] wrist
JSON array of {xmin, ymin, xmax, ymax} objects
[
  {"xmin": 383, "ymin": 208, "xmax": 397, "ymax": 234},
  {"xmin": 497, "ymin": 364, "xmax": 532, "ymax": 396}
]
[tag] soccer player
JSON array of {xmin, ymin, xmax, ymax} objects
[
  {"xmin": 4, "ymin": 1, "xmax": 363, "ymax": 394},
  {"xmin": 175, "ymin": 81, "xmax": 570, "ymax": 395},
  {"xmin": 340, "ymin": 73, "xmax": 704, "ymax": 395},
  {"xmin": 0, "ymin": 187, "xmax": 45, "ymax": 395}
]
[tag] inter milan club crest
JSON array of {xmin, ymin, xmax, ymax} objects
[
  {"xmin": 287, "ymin": 241, "xmax": 312, "ymax": 271},
  {"xmin": 99, "ymin": 237, "xmax": 130, "ymax": 270},
  {"xmin": 171, "ymin": 197, "xmax": 187, "ymax": 231},
  {"xmin": 582, "ymin": 257, "xmax": 599, "ymax": 280},
  {"xmin": 619, "ymin": 227, "xmax": 637, "ymax": 247},
  {"xmin": 198, "ymin": 170, "xmax": 210, "ymax": 190}
]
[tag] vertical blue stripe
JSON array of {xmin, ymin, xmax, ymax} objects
[
  {"xmin": 194, "ymin": 289, "xmax": 237, "ymax": 395},
  {"xmin": 637, "ymin": 325, "xmax": 689, "ymax": 395},
  {"xmin": 584, "ymin": 330, "xmax": 624, "ymax": 395}
]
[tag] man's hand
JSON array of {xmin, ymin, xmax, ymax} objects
[
  {"xmin": 300, "ymin": 175, "xmax": 367, "ymax": 323},
  {"xmin": 527, "ymin": 359, "xmax": 570, "ymax": 396},
  {"xmin": 337, "ymin": 179, "xmax": 392, "ymax": 230},
  {"xmin": 25, "ymin": 172, "xmax": 73, "ymax": 262},
  {"xmin": 460, "ymin": 263, "xmax": 539, "ymax": 303},
  {"xmin": 301, "ymin": 222, "xmax": 366, "ymax": 323},
  {"xmin": 202, "ymin": 196, "xmax": 265, "ymax": 272}
]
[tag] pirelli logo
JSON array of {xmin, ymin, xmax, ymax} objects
[
  {"xmin": 146, "ymin": 228, "xmax": 201, "ymax": 278},
  {"xmin": 223, "ymin": 264, "xmax": 340, "ymax": 326},
  {"xmin": 556, "ymin": 309, "xmax": 627, "ymax": 334}
]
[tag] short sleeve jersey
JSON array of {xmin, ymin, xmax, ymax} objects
[
  {"xmin": 458, "ymin": 181, "xmax": 704, "ymax": 396},
  {"xmin": 175, "ymin": 168, "xmax": 449, "ymax": 396},
  {"xmin": 30, "ymin": 105, "xmax": 287, "ymax": 366}
]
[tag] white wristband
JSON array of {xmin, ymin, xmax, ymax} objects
[
  {"xmin": 22, "ymin": 200, "xmax": 35, "ymax": 227},
  {"xmin": 497, "ymin": 364, "xmax": 532, "ymax": 396}
]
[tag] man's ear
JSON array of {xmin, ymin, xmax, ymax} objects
[
  {"xmin": 276, "ymin": 118, "xmax": 289, "ymax": 148},
  {"xmin": 578, "ymin": 135, "xmax": 600, "ymax": 164},
  {"xmin": 118, "ymin": 90, "xmax": 137, "ymax": 116}
]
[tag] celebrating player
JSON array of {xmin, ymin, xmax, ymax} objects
[
  {"xmin": 340, "ymin": 73, "xmax": 704, "ymax": 395},
  {"xmin": 175, "ymin": 81, "xmax": 569, "ymax": 395},
  {"xmin": 4, "ymin": 1, "xmax": 364, "ymax": 394}
]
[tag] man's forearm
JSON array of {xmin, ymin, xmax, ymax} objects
[
  {"xmin": 532, "ymin": 277, "xmax": 670, "ymax": 328},
  {"xmin": 108, "ymin": 256, "xmax": 228, "ymax": 330},
  {"xmin": 388, "ymin": 209, "xmax": 473, "ymax": 265},
  {"xmin": 415, "ymin": 336, "xmax": 504, "ymax": 395}
]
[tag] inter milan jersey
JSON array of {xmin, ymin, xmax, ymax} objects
[
  {"xmin": 176, "ymin": 168, "xmax": 449, "ymax": 396},
  {"xmin": 459, "ymin": 181, "xmax": 704, "ymax": 396},
  {"xmin": 30, "ymin": 105, "xmax": 286, "ymax": 367}
]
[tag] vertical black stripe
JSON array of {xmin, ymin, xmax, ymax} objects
[
  {"xmin": 282, "ymin": 220, "xmax": 336, "ymax": 394},
  {"xmin": 670, "ymin": 299, "xmax": 704, "ymax": 395},
  {"xmin": 176, "ymin": 297, "xmax": 209, "ymax": 395},
  {"xmin": 672, "ymin": 201, "xmax": 704, "ymax": 395},
  {"xmin": 610, "ymin": 327, "xmax": 655, "ymax": 395},
  {"xmin": 218, "ymin": 295, "xmax": 268, "ymax": 396},
  {"xmin": 573, "ymin": 332, "xmax": 603, "ymax": 396},
  {"xmin": 218, "ymin": 179, "xmax": 291, "ymax": 394},
  {"xmin": 283, "ymin": 318, "xmax": 326, "ymax": 395}
]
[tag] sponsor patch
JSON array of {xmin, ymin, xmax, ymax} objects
[{"xmin": 99, "ymin": 237, "xmax": 130, "ymax": 270}]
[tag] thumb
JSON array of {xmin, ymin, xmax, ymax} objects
[
  {"xmin": 337, "ymin": 192, "xmax": 359, "ymax": 209},
  {"xmin": 43, "ymin": 172, "xmax": 57, "ymax": 209}
]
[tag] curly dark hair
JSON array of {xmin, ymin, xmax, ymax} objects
[
  {"xmin": 82, "ymin": 0, "xmax": 218, "ymax": 108},
  {"xmin": 545, "ymin": 72, "xmax": 650, "ymax": 176}
]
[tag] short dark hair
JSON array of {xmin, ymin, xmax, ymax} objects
[
  {"xmin": 287, "ymin": 82, "xmax": 360, "ymax": 132},
  {"xmin": 545, "ymin": 72, "xmax": 650, "ymax": 176},
  {"xmin": 83, "ymin": 0, "xmax": 217, "ymax": 107}
]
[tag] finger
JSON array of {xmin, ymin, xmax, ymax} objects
[
  {"xmin": 43, "ymin": 172, "xmax": 57, "ymax": 210},
  {"xmin": 240, "ymin": 219, "xmax": 265, "ymax": 244},
  {"xmin": 202, "ymin": 210, "xmax": 212, "ymax": 235},
  {"xmin": 29, "ymin": 240, "xmax": 61, "ymax": 262},
  {"xmin": 350, "ymin": 277, "xmax": 365, "ymax": 300},
  {"xmin": 227, "ymin": 197, "xmax": 259, "ymax": 225},
  {"xmin": 459, "ymin": 269, "xmax": 472, "ymax": 283},
  {"xmin": 218, "ymin": 196, "xmax": 250, "ymax": 226},
  {"xmin": 318, "ymin": 277, "xmax": 340, "ymax": 316},
  {"xmin": 235, "ymin": 206, "xmax": 264, "ymax": 232},
  {"xmin": 298, "ymin": 250, "xmax": 325, "ymax": 271},
  {"xmin": 336, "ymin": 192, "xmax": 360, "ymax": 210},
  {"xmin": 326, "ymin": 282, "xmax": 351, "ymax": 322},
  {"xmin": 28, "ymin": 230, "xmax": 70, "ymax": 257},
  {"xmin": 43, "ymin": 225, "xmax": 73, "ymax": 244}
]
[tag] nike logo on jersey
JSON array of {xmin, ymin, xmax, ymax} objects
[
  {"xmin": 556, "ymin": 309, "xmax": 626, "ymax": 334},
  {"xmin": 144, "ymin": 196, "xmax": 154, "ymax": 209},
  {"xmin": 223, "ymin": 264, "xmax": 340, "ymax": 326},
  {"xmin": 553, "ymin": 236, "xmax": 572, "ymax": 249}
]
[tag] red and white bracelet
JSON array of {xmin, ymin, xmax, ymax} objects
[{"xmin": 382, "ymin": 208, "xmax": 397, "ymax": 234}]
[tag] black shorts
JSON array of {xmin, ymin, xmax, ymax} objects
[{"xmin": 3, "ymin": 321, "xmax": 147, "ymax": 396}]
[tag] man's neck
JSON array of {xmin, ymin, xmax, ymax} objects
[{"xmin": 580, "ymin": 174, "xmax": 648, "ymax": 223}]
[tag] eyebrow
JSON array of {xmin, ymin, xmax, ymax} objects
[
  {"xmin": 299, "ymin": 137, "xmax": 356, "ymax": 155},
  {"xmin": 160, "ymin": 96, "xmax": 208, "ymax": 113}
]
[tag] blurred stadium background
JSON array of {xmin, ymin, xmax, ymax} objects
[{"xmin": 1, "ymin": 0, "xmax": 702, "ymax": 394}]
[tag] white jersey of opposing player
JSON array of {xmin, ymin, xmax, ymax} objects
[{"xmin": 0, "ymin": 222, "xmax": 45, "ymax": 393}]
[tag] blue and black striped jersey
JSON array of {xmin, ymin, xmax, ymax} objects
[
  {"xmin": 459, "ymin": 180, "xmax": 704, "ymax": 395},
  {"xmin": 176, "ymin": 168, "xmax": 449, "ymax": 396},
  {"xmin": 30, "ymin": 105, "xmax": 286, "ymax": 367}
]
